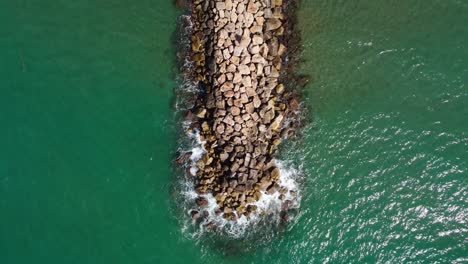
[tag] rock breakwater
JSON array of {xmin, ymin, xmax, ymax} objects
[{"xmin": 179, "ymin": 0, "xmax": 303, "ymax": 224}]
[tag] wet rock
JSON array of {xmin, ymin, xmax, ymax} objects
[
  {"xmin": 190, "ymin": 210, "xmax": 200, "ymax": 220},
  {"xmin": 265, "ymin": 18, "xmax": 282, "ymax": 31},
  {"xmin": 195, "ymin": 107, "xmax": 207, "ymax": 118},
  {"xmin": 196, "ymin": 196, "xmax": 209, "ymax": 207}
]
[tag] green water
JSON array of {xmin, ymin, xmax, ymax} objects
[{"xmin": 1, "ymin": 0, "xmax": 467, "ymax": 263}]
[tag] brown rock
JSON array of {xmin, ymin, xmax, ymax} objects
[
  {"xmin": 202, "ymin": 121, "xmax": 210, "ymax": 132},
  {"xmin": 196, "ymin": 197, "xmax": 209, "ymax": 207},
  {"xmin": 233, "ymin": 46, "xmax": 243, "ymax": 56},
  {"xmin": 225, "ymin": 0, "xmax": 233, "ymax": 9},
  {"xmin": 276, "ymin": 83, "xmax": 284, "ymax": 94},
  {"xmin": 216, "ymin": 123, "xmax": 225, "ymax": 133},
  {"xmin": 265, "ymin": 18, "xmax": 282, "ymax": 31},
  {"xmin": 247, "ymin": 1, "xmax": 259, "ymax": 13},
  {"xmin": 255, "ymin": 16, "xmax": 265, "ymax": 26},
  {"xmin": 220, "ymin": 153, "xmax": 229, "ymax": 162},
  {"xmin": 230, "ymin": 106, "xmax": 241, "ymax": 116},
  {"xmin": 250, "ymin": 25, "xmax": 263, "ymax": 34},
  {"xmin": 190, "ymin": 210, "xmax": 200, "ymax": 220},
  {"xmin": 224, "ymin": 90, "xmax": 235, "ymax": 97},
  {"xmin": 251, "ymin": 54, "xmax": 264, "ymax": 64},
  {"xmin": 233, "ymin": 72, "xmax": 242, "ymax": 83},
  {"xmin": 236, "ymin": 2, "xmax": 245, "ymax": 13},
  {"xmin": 196, "ymin": 108, "xmax": 207, "ymax": 118},
  {"xmin": 252, "ymin": 35, "xmax": 263, "ymax": 45},
  {"xmin": 240, "ymin": 30, "xmax": 251, "ymax": 48},
  {"xmin": 238, "ymin": 64, "xmax": 250, "ymax": 75},
  {"xmin": 278, "ymin": 44, "xmax": 287, "ymax": 56},
  {"xmin": 242, "ymin": 76, "xmax": 252, "ymax": 87},
  {"xmin": 250, "ymin": 45, "xmax": 260, "ymax": 54},
  {"xmin": 263, "ymin": 109, "xmax": 275, "ymax": 124},
  {"xmin": 223, "ymin": 115, "xmax": 235, "ymax": 126},
  {"xmin": 253, "ymin": 96, "xmax": 261, "ymax": 108},
  {"xmin": 270, "ymin": 66, "xmax": 280, "ymax": 78},
  {"xmin": 216, "ymin": 2, "xmax": 226, "ymax": 10},
  {"xmin": 245, "ymin": 102, "xmax": 254, "ymax": 114},
  {"xmin": 274, "ymin": 0, "xmax": 283, "ymax": 6}
]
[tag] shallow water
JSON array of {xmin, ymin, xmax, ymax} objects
[{"xmin": 1, "ymin": 0, "xmax": 467, "ymax": 263}]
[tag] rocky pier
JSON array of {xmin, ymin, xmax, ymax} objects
[{"xmin": 183, "ymin": 0, "xmax": 302, "ymax": 221}]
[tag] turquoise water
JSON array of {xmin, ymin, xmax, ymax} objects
[{"xmin": 1, "ymin": 0, "xmax": 467, "ymax": 263}]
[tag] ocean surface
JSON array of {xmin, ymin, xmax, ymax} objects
[{"xmin": 1, "ymin": 0, "xmax": 467, "ymax": 263}]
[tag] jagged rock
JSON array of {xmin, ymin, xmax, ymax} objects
[
  {"xmin": 268, "ymin": 37, "xmax": 279, "ymax": 56},
  {"xmin": 240, "ymin": 30, "xmax": 251, "ymax": 48},
  {"xmin": 278, "ymin": 44, "xmax": 287, "ymax": 56},
  {"xmin": 190, "ymin": 210, "xmax": 200, "ymax": 220},
  {"xmin": 236, "ymin": 2, "xmax": 245, "ymax": 13},
  {"xmin": 265, "ymin": 18, "xmax": 282, "ymax": 31},
  {"xmin": 196, "ymin": 197, "xmax": 209, "ymax": 207},
  {"xmin": 267, "ymin": 184, "xmax": 278, "ymax": 194},
  {"xmin": 245, "ymin": 102, "xmax": 254, "ymax": 114},
  {"xmin": 274, "ymin": 0, "xmax": 283, "ymax": 6},
  {"xmin": 270, "ymin": 66, "xmax": 280, "ymax": 78},
  {"xmin": 242, "ymin": 76, "xmax": 252, "ymax": 87},
  {"xmin": 238, "ymin": 64, "xmax": 250, "ymax": 75},
  {"xmin": 253, "ymin": 96, "xmax": 261, "ymax": 108},
  {"xmin": 216, "ymin": 2, "xmax": 225, "ymax": 10},
  {"xmin": 233, "ymin": 46, "xmax": 243, "ymax": 56},
  {"xmin": 196, "ymin": 107, "xmax": 207, "ymax": 118},
  {"xmin": 223, "ymin": 115, "xmax": 235, "ymax": 126},
  {"xmin": 252, "ymin": 35, "xmax": 263, "ymax": 45},
  {"xmin": 250, "ymin": 25, "xmax": 263, "ymax": 34},
  {"xmin": 216, "ymin": 123, "xmax": 225, "ymax": 133},
  {"xmin": 202, "ymin": 121, "xmax": 210, "ymax": 132},
  {"xmin": 271, "ymin": 167, "xmax": 280, "ymax": 180},
  {"xmin": 263, "ymin": 109, "xmax": 275, "ymax": 124},
  {"xmin": 289, "ymin": 98, "xmax": 300, "ymax": 111},
  {"xmin": 250, "ymin": 45, "xmax": 260, "ymax": 54},
  {"xmin": 255, "ymin": 16, "xmax": 264, "ymax": 26},
  {"xmin": 276, "ymin": 83, "xmax": 284, "ymax": 94},
  {"xmin": 230, "ymin": 106, "xmax": 241, "ymax": 116},
  {"xmin": 233, "ymin": 72, "xmax": 242, "ymax": 83},
  {"xmin": 247, "ymin": 1, "xmax": 259, "ymax": 13},
  {"xmin": 224, "ymin": 90, "xmax": 234, "ymax": 97},
  {"xmin": 251, "ymin": 54, "xmax": 264, "ymax": 63},
  {"xmin": 270, "ymin": 113, "xmax": 284, "ymax": 130}
]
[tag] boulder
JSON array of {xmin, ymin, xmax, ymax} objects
[
  {"xmin": 190, "ymin": 210, "xmax": 200, "ymax": 220},
  {"xmin": 233, "ymin": 72, "xmax": 242, "ymax": 83},
  {"xmin": 216, "ymin": 2, "xmax": 226, "ymax": 10},
  {"xmin": 196, "ymin": 196, "xmax": 209, "ymax": 207},
  {"xmin": 265, "ymin": 18, "xmax": 282, "ymax": 31},
  {"xmin": 196, "ymin": 107, "xmax": 207, "ymax": 118},
  {"xmin": 238, "ymin": 64, "xmax": 250, "ymax": 75},
  {"xmin": 216, "ymin": 123, "xmax": 225, "ymax": 134},
  {"xmin": 230, "ymin": 106, "xmax": 241, "ymax": 116},
  {"xmin": 252, "ymin": 35, "xmax": 263, "ymax": 45},
  {"xmin": 245, "ymin": 102, "xmax": 255, "ymax": 114},
  {"xmin": 247, "ymin": 1, "xmax": 259, "ymax": 13}
]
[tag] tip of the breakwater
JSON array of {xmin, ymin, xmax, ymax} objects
[{"xmin": 176, "ymin": 0, "xmax": 305, "ymax": 232}]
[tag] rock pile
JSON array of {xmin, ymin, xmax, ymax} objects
[{"xmin": 185, "ymin": 0, "xmax": 300, "ymax": 220}]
